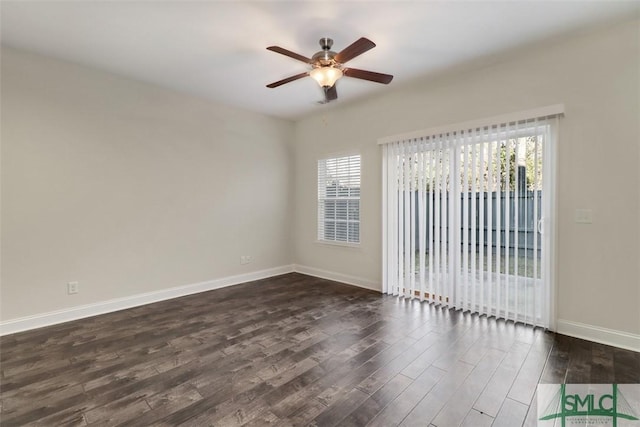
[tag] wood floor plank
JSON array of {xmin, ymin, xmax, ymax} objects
[
  {"xmin": 613, "ymin": 347, "xmax": 640, "ymax": 383},
  {"xmin": 507, "ymin": 332, "xmax": 552, "ymax": 405},
  {"xmin": 590, "ymin": 341, "xmax": 616, "ymax": 383},
  {"xmin": 281, "ymin": 398, "xmax": 326, "ymax": 427},
  {"xmin": 308, "ymin": 387, "xmax": 369, "ymax": 427},
  {"xmin": 1, "ymin": 272, "xmax": 637, "ymax": 427},
  {"xmin": 122, "ymin": 383, "xmax": 203, "ymax": 426},
  {"xmin": 398, "ymin": 361, "xmax": 475, "ymax": 426},
  {"xmin": 360, "ymin": 366, "xmax": 445, "ymax": 427},
  {"xmin": 83, "ymin": 394, "xmax": 151, "ymax": 425},
  {"xmin": 430, "ymin": 347, "xmax": 506, "ymax": 427},
  {"xmin": 460, "ymin": 408, "xmax": 494, "ymax": 427},
  {"xmin": 539, "ymin": 332, "xmax": 570, "ymax": 384},
  {"xmin": 399, "ymin": 334, "xmax": 454, "ymax": 379},
  {"xmin": 354, "ymin": 337, "xmax": 420, "ymax": 395},
  {"xmin": 565, "ymin": 335, "xmax": 593, "ymax": 383},
  {"xmin": 522, "ymin": 389, "xmax": 540, "ymax": 427},
  {"xmin": 492, "ymin": 397, "xmax": 529, "ymax": 427},
  {"xmin": 341, "ymin": 373, "xmax": 413, "ymax": 427},
  {"xmin": 473, "ymin": 340, "xmax": 531, "ymax": 417}
]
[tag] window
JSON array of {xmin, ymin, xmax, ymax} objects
[{"xmin": 318, "ymin": 154, "xmax": 361, "ymax": 244}]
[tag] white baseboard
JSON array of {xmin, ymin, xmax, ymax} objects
[
  {"xmin": 0, "ymin": 265, "xmax": 295, "ymax": 336},
  {"xmin": 293, "ymin": 264, "xmax": 381, "ymax": 293},
  {"xmin": 556, "ymin": 319, "xmax": 640, "ymax": 352}
]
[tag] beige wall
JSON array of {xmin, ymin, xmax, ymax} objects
[
  {"xmin": 293, "ymin": 19, "xmax": 640, "ymax": 335},
  {"xmin": 1, "ymin": 47, "xmax": 294, "ymax": 321}
]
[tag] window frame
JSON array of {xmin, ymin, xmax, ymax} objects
[{"xmin": 317, "ymin": 153, "xmax": 361, "ymax": 246}]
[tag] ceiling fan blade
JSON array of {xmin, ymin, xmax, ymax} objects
[
  {"xmin": 334, "ymin": 37, "xmax": 376, "ymax": 63},
  {"xmin": 266, "ymin": 72, "xmax": 309, "ymax": 88},
  {"xmin": 324, "ymin": 85, "xmax": 338, "ymax": 102},
  {"xmin": 266, "ymin": 46, "xmax": 313, "ymax": 64},
  {"xmin": 343, "ymin": 68, "xmax": 394, "ymax": 84}
]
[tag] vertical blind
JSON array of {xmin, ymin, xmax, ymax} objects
[
  {"xmin": 318, "ymin": 154, "xmax": 361, "ymax": 244},
  {"xmin": 382, "ymin": 110, "xmax": 560, "ymax": 328}
]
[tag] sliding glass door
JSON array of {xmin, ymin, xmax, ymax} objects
[{"xmin": 382, "ymin": 113, "xmax": 559, "ymax": 328}]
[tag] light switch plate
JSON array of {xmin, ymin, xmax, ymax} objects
[{"xmin": 575, "ymin": 209, "xmax": 593, "ymax": 224}]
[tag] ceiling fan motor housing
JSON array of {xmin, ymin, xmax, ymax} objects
[{"xmin": 312, "ymin": 38, "xmax": 337, "ymax": 66}]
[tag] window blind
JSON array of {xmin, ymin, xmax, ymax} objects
[{"xmin": 382, "ymin": 108, "xmax": 561, "ymax": 328}]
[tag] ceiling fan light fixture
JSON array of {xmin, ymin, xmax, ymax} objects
[
  {"xmin": 266, "ymin": 37, "xmax": 393, "ymax": 103},
  {"xmin": 310, "ymin": 66, "xmax": 343, "ymax": 88}
]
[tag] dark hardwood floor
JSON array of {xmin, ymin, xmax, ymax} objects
[{"xmin": 1, "ymin": 273, "xmax": 638, "ymax": 426}]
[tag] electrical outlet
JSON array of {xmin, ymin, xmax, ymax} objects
[
  {"xmin": 240, "ymin": 255, "xmax": 252, "ymax": 265},
  {"xmin": 67, "ymin": 281, "xmax": 79, "ymax": 294}
]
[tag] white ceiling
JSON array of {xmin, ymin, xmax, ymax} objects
[{"xmin": 1, "ymin": 1, "xmax": 638, "ymax": 120}]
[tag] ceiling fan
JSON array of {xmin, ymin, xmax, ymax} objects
[{"xmin": 266, "ymin": 37, "xmax": 394, "ymax": 103}]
